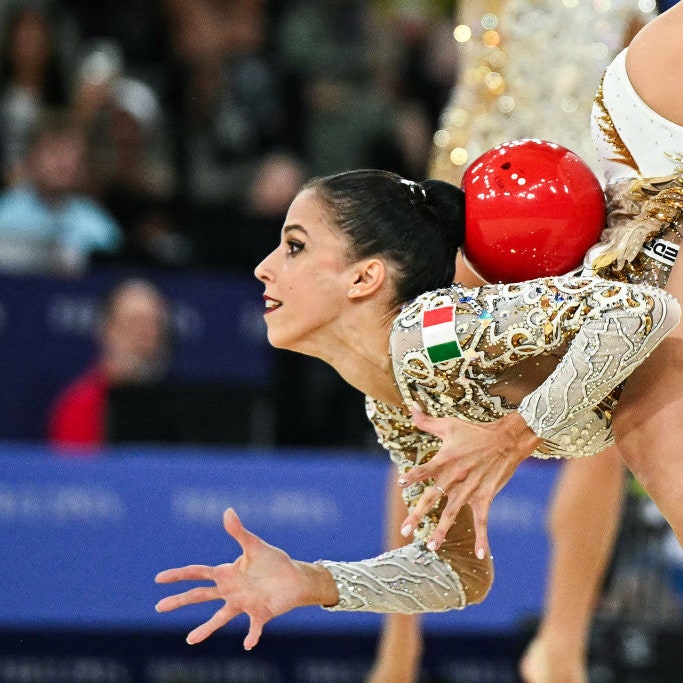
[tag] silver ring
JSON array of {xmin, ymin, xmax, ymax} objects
[{"xmin": 434, "ymin": 484, "xmax": 446, "ymax": 497}]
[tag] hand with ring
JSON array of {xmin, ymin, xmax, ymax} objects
[{"xmin": 397, "ymin": 403, "xmax": 541, "ymax": 559}]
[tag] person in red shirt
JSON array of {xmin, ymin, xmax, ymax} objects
[{"xmin": 47, "ymin": 278, "xmax": 170, "ymax": 449}]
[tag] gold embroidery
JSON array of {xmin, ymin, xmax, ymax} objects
[{"xmin": 593, "ymin": 77, "xmax": 639, "ymax": 173}]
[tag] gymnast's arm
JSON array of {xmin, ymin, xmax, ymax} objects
[
  {"xmin": 396, "ymin": 276, "xmax": 680, "ymax": 557},
  {"xmin": 155, "ymin": 441, "xmax": 494, "ymax": 647},
  {"xmin": 518, "ymin": 277, "xmax": 681, "ymax": 438}
]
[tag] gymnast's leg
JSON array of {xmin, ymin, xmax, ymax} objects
[
  {"xmin": 612, "ymin": 254, "xmax": 683, "ymax": 546},
  {"xmin": 519, "ymin": 449, "xmax": 626, "ymax": 683}
]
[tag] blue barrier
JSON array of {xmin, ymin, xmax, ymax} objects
[{"xmin": 0, "ymin": 444, "xmax": 559, "ymax": 635}]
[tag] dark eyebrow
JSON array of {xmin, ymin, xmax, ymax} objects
[{"xmin": 283, "ymin": 224, "xmax": 309, "ymax": 236}]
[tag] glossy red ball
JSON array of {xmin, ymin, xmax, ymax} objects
[{"xmin": 461, "ymin": 139, "xmax": 606, "ymax": 283}]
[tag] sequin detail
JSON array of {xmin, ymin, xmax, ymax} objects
[
  {"xmin": 319, "ymin": 545, "xmax": 467, "ymax": 613},
  {"xmin": 593, "ymin": 76, "xmax": 638, "ymax": 173},
  {"xmin": 385, "ymin": 277, "xmax": 679, "ymax": 459}
]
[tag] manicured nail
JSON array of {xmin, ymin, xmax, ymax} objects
[
  {"xmin": 155, "ymin": 603, "xmax": 161, "ymax": 612},
  {"xmin": 476, "ymin": 548, "xmax": 485, "ymax": 560},
  {"xmin": 401, "ymin": 524, "xmax": 412, "ymax": 537},
  {"xmin": 410, "ymin": 402, "xmax": 423, "ymax": 413},
  {"xmin": 398, "ymin": 478, "xmax": 408, "ymax": 487},
  {"xmin": 186, "ymin": 636, "xmax": 195, "ymax": 645},
  {"xmin": 427, "ymin": 539, "xmax": 438, "ymax": 552}
]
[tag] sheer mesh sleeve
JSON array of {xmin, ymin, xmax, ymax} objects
[
  {"xmin": 317, "ymin": 402, "xmax": 494, "ymax": 613},
  {"xmin": 519, "ymin": 280, "xmax": 680, "ymax": 437},
  {"xmin": 318, "ymin": 544, "xmax": 466, "ymax": 613}
]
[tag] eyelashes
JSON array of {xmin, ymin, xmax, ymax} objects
[{"xmin": 286, "ymin": 239, "xmax": 305, "ymax": 256}]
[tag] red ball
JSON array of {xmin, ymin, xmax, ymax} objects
[{"xmin": 461, "ymin": 139, "xmax": 606, "ymax": 283}]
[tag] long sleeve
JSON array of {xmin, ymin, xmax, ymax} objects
[
  {"xmin": 317, "ymin": 400, "xmax": 494, "ymax": 614},
  {"xmin": 316, "ymin": 276, "xmax": 679, "ymax": 614},
  {"xmin": 518, "ymin": 279, "xmax": 680, "ymax": 438},
  {"xmin": 318, "ymin": 544, "xmax": 466, "ymax": 613},
  {"xmin": 389, "ymin": 275, "xmax": 680, "ymax": 459}
]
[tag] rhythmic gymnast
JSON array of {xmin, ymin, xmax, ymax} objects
[{"xmin": 155, "ymin": 167, "xmax": 679, "ymax": 649}]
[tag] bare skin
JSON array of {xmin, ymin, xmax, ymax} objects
[
  {"xmin": 609, "ymin": 1, "xmax": 683, "ymax": 549},
  {"xmin": 155, "ymin": 508, "xmax": 338, "ymax": 648},
  {"xmin": 519, "ymin": 450, "xmax": 626, "ymax": 683},
  {"xmin": 156, "ymin": 150, "xmax": 678, "ymax": 650},
  {"xmin": 156, "ymin": 189, "xmax": 412, "ymax": 648},
  {"xmin": 371, "ymin": 256, "xmax": 628, "ymax": 683}
]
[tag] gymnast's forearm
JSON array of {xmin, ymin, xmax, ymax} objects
[
  {"xmin": 519, "ymin": 283, "xmax": 680, "ymax": 438},
  {"xmin": 317, "ymin": 543, "xmax": 469, "ymax": 613}
]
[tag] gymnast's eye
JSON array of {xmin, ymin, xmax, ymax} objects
[{"xmin": 286, "ymin": 239, "xmax": 305, "ymax": 256}]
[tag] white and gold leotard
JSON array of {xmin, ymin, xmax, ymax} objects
[
  {"xmin": 321, "ymin": 275, "xmax": 679, "ymax": 613},
  {"xmin": 586, "ymin": 47, "xmax": 683, "ymax": 287}
]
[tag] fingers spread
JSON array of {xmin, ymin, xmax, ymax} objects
[
  {"xmin": 428, "ymin": 500, "xmax": 464, "ymax": 551},
  {"xmin": 398, "ymin": 463, "xmax": 431, "ymax": 488},
  {"xmin": 156, "ymin": 585, "xmax": 219, "ymax": 613},
  {"xmin": 244, "ymin": 617, "xmax": 265, "ymax": 651},
  {"xmin": 399, "ymin": 486, "xmax": 442, "ymax": 538},
  {"xmin": 409, "ymin": 404, "xmax": 443, "ymax": 436},
  {"xmin": 223, "ymin": 507, "xmax": 258, "ymax": 551},
  {"xmin": 186, "ymin": 605, "xmax": 240, "ymax": 645},
  {"xmin": 155, "ymin": 565, "xmax": 214, "ymax": 583}
]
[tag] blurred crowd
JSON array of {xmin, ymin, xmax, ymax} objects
[
  {"xmin": 0, "ymin": 0, "xmax": 459, "ymax": 450},
  {"xmin": 0, "ymin": 0, "xmax": 456, "ymax": 277}
]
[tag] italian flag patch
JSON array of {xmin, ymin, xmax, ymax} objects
[{"xmin": 422, "ymin": 306, "xmax": 462, "ymax": 364}]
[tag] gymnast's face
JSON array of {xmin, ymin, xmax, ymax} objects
[{"xmin": 254, "ymin": 188, "xmax": 360, "ymax": 353}]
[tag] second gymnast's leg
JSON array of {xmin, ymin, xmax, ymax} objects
[
  {"xmin": 519, "ymin": 449, "xmax": 626, "ymax": 683},
  {"xmin": 614, "ymin": 233, "xmax": 683, "ymax": 546}
]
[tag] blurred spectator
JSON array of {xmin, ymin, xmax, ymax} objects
[
  {"xmin": 72, "ymin": 39, "xmax": 189, "ymax": 267},
  {"xmin": 162, "ymin": 0, "xmax": 303, "ymax": 271},
  {"xmin": 47, "ymin": 278, "xmax": 171, "ymax": 450},
  {"xmin": 276, "ymin": 0, "xmax": 413, "ymax": 177},
  {"xmin": 0, "ymin": 109, "xmax": 122, "ymax": 275},
  {"xmin": 367, "ymin": 1, "xmax": 459, "ymax": 175},
  {"xmin": 0, "ymin": 1, "xmax": 73, "ymax": 184},
  {"xmin": 60, "ymin": 0, "xmax": 171, "ymax": 92},
  {"xmin": 192, "ymin": 152, "xmax": 306, "ymax": 272},
  {"xmin": 269, "ymin": 1, "xmax": 455, "ymax": 449}
]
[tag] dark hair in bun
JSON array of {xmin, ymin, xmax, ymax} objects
[{"xmin": 304, "ymin": 169, "xmax": 466, "ymax": 305}]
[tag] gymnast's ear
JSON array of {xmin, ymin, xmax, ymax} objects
[{"xmin": 347, "ymin": 258, "xmax": 388, "ymax": 299}]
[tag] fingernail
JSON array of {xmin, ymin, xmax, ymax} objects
[
  {"xmin": 427, "ymin": 539, "xmax": 438, "ymax": 552},
  {"xmin": 154, "ymin": 603, "xmax": 161, "ymax": 612},
  {"xmin": 410, "ymin": 402, "xmax": 423, "ymax": 413},
  {"xmin": 476, "ymin": 548, "xmax": 485, "ymax": 560},
  {"xmin": 186, "ymin": 636, "xmax": 195, "ymax": 645},
  {"xmin": 400, "ymin": 524, "xmax": 412, "ymax": 537},
  {"xmin": 398, "ymin": 478, "xmax": 408, "ymax": 487}
]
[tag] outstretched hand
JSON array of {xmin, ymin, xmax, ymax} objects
[
  {"xmin": 155, "ymin": 508, "xmax": 338, "ymax": 649},
  {"xmin": 398, "ymin": 405, "xmax": 541, "ymax": 560}
]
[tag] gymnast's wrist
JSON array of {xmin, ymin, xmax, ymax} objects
[
  {"xmin": 295, "ymin": 560, "xmax": 339, "ymax": 607},
  {"xmin": 504, "ymin": 410, "xmax": 543, "ymax": 461}
]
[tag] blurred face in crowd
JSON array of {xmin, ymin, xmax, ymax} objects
[
  {"xmin": 9, "ymin": 10, "xmax": 53, "ymax": 74},
  {"xmin": 29, "ymin": 131, "xmax": 88, "ymax": 198},
  {"xmin": 101, "ymin": 281, "xmax": 171, "ymax": 383}
]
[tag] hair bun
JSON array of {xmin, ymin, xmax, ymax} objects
[{"xmin": 422, "ymin": 179, "xmax": 466, "ymax": 251}]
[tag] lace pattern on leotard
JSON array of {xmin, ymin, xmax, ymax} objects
[
  {"xmin": 319, "ymin": 276, "xmax": 679, "ymax": 613},
  {"xmin": 389, "ymin": 276, "xmax": 679, "ymax": 457},
  {"xmin": 320, "ymin": 400, "xmax": 493, "ymax": 613},
  {"xmin": 319, "ymin": 544, "xmax": 467, "ymax": 613}
]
